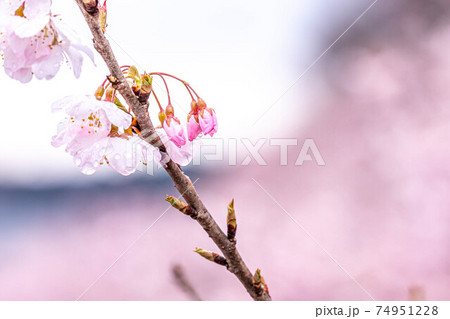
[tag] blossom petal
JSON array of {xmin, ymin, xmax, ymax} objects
[
  {"xmin": 51, "ymin": 119, "xmax": 71, "ymax": 147},
  {"xmin": 157, "ymin": 129, "xmax": 193, "ymax": 166},
  {"xmin": 5, "ymin": 66, "xmax": 33, "ymax": 83},
  {"xmin": 163, "ymin": 118, "xmax": 187, "ymax": 148},
  {"xmin": 23, "ymin": 0, "xmax": 52, "ymax": 20},
  {"xmin": 65, "ymin": 45, "xmax": 83, "ymax": 78},
  {"xmin": 166, "ymin": 141, "xmax": 193, "ymax": 166},
  {"xmin": 105, "ymin": 138, "xmax": 138, "ymax": 176},
  {"xmin": 187, "ymin": 116, "xmax": 202, "ymax": 141},
  {"xmin": 72, "ymin": 139, "xmax": 108, "ymax": 175},
  {"xmin": 32, "ymin": 46, "xmax": 63, "ymax": 80},
  {"xmin": 14, "ymin": 14, "xmax": 50, "ymax": 38},
  {"xmin": 99, "ymin": 101, "xmax": 132, "ymax": 128}
]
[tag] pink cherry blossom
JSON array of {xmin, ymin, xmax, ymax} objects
[
  {"xmin": 0, "ymin": 0, "xmax": 93, "ymax": 83},
  {"xmin": 157, "ymin": 129, "xmax": 193, "ymax": 166},
  {"xmin": 163, "ymin": 117, "xmax": 186, "ymax": 148},
  {"xmin": 187, "ymin": 114, "xmax": 202, "ymax": 141},
  {"xmin": 198, "ymin": 108, "xmax": 218, "ymax": 137}
]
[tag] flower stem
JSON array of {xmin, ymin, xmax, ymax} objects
[
  {"xmin": 149, "ymin": 72, "xmax": 199, "ymax": 100},
  {"xmin": 154, "ymin": 74, "xmax": 171, "ymax": 104},
  {"xmin": 151, "ymin": 89, "xmax": 164, "ymax": 112}
]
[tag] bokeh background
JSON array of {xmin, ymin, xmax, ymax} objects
[{"xmin": 1, "ymin": 0, "xmax": 450, "ymax": 300}]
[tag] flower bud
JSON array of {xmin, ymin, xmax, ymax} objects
[
  {"xmin": 197, "ymin": 98, "xmax": 207, "ymax": 110},
  {"xmin": 166, "ymin": 195, "xmax": 193, "ymax": 215},
  {"xmin": 194, "ymin": 248, "xmax": 228, "ymax": 267},
  {"xmin": 253, "ymin": 269, "xmax": 262, "ymax": 289},
  {"xmin": 158, "ymin": 111, "xmax": 167, "ymax": 126},
  {"xmin": 137, "ymin": 73, "xmax": 152, "ymax": 103},
  {"xmin": 165, "ymin": 104, "xmax": 175, "ymax": 117},
  {"xmin": 141, "ymin": 76, "xmax": 152, "ymax": 92},
  {"xmin": 99, "ymin": 1, "xmax": 108, "ymax": 33},
  {"xmin": 190, "ymin": 100, "xmax": 199, "ymax": 113},
  {"xmin": 253, "ymin": 269, "xmax": 270, "ymax": 296},
  {"xmin": 227, "ymin": 199, "xmax": 237, "ymax": 241},
  {"xmin": 94, "ymin": 85, "xmax": 105, "ymax": 100}
]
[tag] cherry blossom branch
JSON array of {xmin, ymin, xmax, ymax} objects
[{"xmin": 74, "ymin": 0, "xmax": 271, "ymax": 301}]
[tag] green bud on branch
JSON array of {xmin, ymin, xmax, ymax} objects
[
  {"xmin": 98, "ymin": 1, "xmax": 107, "ymax": 33},
  {"xmin": 253, "ymin": 269, "xmax": 270, "ymax": 296},
  {"xmin": 194, "ymin": 248, "xmax": 228, "ymax": 267},
  {"xmin": 227, "ymin": 199, "xmax": 237, "ymax": 241},
  {"xmin": 253, "ymin": 269, "xmax": 262, "ymax": 289},
  {"xmin": 127, "ymin": 66, "xmax": 140, "ymax": 82},
  {"xmin": 166, "ymin": 195, "xmax": 194, "ymax": 216},
  {"xmin": 139, "ymin": 73, "xmax": 153, "ymax": 102}
]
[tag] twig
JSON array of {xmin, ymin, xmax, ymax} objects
[
  {"xmin": 172, "ymin": 264, "xmax": 203, "ymax": 301},
  {"xmin": 74, "ymin": 0, "xmax": 271, "ymax": 301}
]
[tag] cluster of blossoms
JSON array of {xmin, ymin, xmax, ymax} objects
[
  {"xmin": 52, "ymin": 66, "xmax": 218, "ymax": 175},
  {"xmin": 0, "ymin": 1, "xmax": 217, "ymax": 176},
  {"xmin": 51, "ymin": 95, "xmax": 160, "ymax": 175},
  {"xmin": 152, "ymin": 72, "xmax": 218, "ymax": 147},
  {"xmin": 0, "ymin": 0, "xmax": 93, "ymax": 83}
]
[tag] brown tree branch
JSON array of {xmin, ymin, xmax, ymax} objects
[{"xmin": 74, "ymin": 0, "xmax": 271, "ymax": 301}]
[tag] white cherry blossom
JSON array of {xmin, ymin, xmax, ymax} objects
[
  {"xmin": 0, "ymin": 0, "xmax": 93, "ymax": 83},
  {"xmin": 52, "ymin": 95, "xmax": 138, "ymax": 175},
  {"xmin": 52, "ymin": 95, "xmax": 166, "ymax": 175}
]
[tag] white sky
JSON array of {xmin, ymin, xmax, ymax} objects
[{"xmin": 0, "ymin": 0, "xmax": 371, "ymax": 185}]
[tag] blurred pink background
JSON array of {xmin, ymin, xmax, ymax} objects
[{"xmin": 0, "ymin": 0, "xmax": 450, "ymax": 300}]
